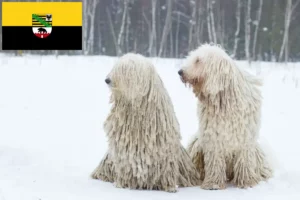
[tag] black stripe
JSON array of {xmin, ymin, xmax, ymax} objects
[{"xmin": 2, "ymin": 26, "xmax": 82, "ymax": 50}]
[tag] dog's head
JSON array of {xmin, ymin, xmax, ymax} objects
[
  {"xmin": 178, "ymin": 43, "xmax": 235, "ymax": 97},
  {"xmin": 105, "ymin": 53, "xmax": 157, "ymax": 103}
]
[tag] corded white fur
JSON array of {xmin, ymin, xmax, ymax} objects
[
  {"xmin": 179, "ymin": 43, "xmax": 273, "ymax": 190},
  {"xmin": 91, "ymin": 53, "xmax": 200, "ymax": 192}
]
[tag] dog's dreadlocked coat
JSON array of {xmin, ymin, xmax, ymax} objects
[
  {"xmin": 91, "ymin": 53, "xmax": 200, "ymax": 192},
  {"xmin": 178, "ymin": 44, "xmax": 273, "ymax": 190}
]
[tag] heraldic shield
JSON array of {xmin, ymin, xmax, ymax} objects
[{"xmin": 32, "ymin": 14, "xmax": 52, "ymax": 38}]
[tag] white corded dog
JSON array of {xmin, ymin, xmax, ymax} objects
[
  {"xmin": 91, "ymin": 53, "xmax": 200, "ymax": 192},
  {"xmin": 178, "ymin": 43, "xmax": 273, "ymax": 190}
]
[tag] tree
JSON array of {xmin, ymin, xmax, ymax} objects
[
  {"xmin": 245, "ymin": 0, "xmax": 252, "ymax": 63},
  {"xmin": 252, "ymin": 0, "xmax": 263, "ymax": 61},
  {"xmin": 188, "ymin": 0, "xmax": 197, "ymax": 51},
  {"xmin": 149, "ymin": 0, "xmax": 157, "ymax": 56},
  {"xmin": 233, "ymin": 0, "xmax": 241, "ymax": 58},
  {"xmin": 206, "ymin": 0, "xmax": 217, "ymax": 43},
  {"xmin": 279, "ymin": 0, "xmax": 300, "ymax": 62},
  {"xmin": 158, "ymin": 0, "xmax": 172, "ymax": 57},
  {"xmin": 117, "ymin": 0, "xmax": 129, "ymax": 56},
  {"xmin": 6, "ymin": 0, "xmax": 300, "ymax": 62},
  {"xmin": 86, "ymin": 0, "xmax": 98, "ymax": 55}
]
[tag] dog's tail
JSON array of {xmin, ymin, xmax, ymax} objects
[{"xmin": 241, "ymin": 68, "xmax": 263, "ymax": 87}]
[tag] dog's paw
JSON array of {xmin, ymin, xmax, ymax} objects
[
  {"xmin": 236, "ymin": 181, "xmax": 258, "ymax": 189},
  {"xmin": 113, "ymin": 182, "xmax": 126, "ymax": 189},
  {"xmin": 201, "ymin": 181, "xmax": 226, "ymax": 190},
  {"xmin": 165, "ymin": 186, "xmax": 178, "ymax": 193},
  {"xmin": 92, "ymin": 174, "xmax": 112, "ymax": 182},
  {"xmin": 232, "ymin": 175, "xmax": 260, "ymax": 189}
]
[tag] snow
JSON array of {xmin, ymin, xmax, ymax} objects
[{"xmin": 0, "ymin": 55, "xmax": 300, "ymax": 200}]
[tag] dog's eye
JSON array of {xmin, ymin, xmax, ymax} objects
[{"xmin": 195, "ymin": 58, "xmax": 199, "ymax": 64}]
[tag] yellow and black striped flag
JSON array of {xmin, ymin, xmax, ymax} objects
[{"xmin": 2, "ymin": 2, "xmax": 82, "ymax": 50}]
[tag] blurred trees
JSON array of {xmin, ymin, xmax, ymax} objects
[{"xmin": 2, "ymin": 0, "xmax": 300, "ymax": 62}]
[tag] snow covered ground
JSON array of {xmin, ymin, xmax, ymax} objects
[{"xmin": 0, "ymin": 54, "xmax": 299, "ymax": 200}]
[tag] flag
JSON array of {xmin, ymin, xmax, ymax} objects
[{"xmin": 2, "ymin": 2, "xmax": 82, "ymax": 50}]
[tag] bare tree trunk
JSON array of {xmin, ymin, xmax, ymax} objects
[
  {"xmin": 175, "ymin": 13, "xmax": 180, "ymax": 58},
  {"xmin": 279, "ymin": 0, "xmax": 292, "ymax": 62},
  {"xmin": 157, "ymin": 2, "xmax": 161, "ymax": 48},
  {"xmin": 209, "ymin": 0, "xmax": 217, "ymax": 43},
  {"xmin": 279, "ymin": 0, "xmax": 300, "ymax": 62},
  {"xmin": 199, "ymin": 20, "xmax": 205, "ymax": 45},
  {"xmin": 233, "ymin": 0, "xmax": 241, "ymax": 58},
  {"xmin": 83, "ymin": 0, "xmax": 89, "ymax": 55},
  {"xmin": 169, "ymin": 28, "xmax": 173, "ymax": 57},
  {"xmin": 149, "ymin": 0, "xmax": 157, "ymax": 56},
  {"xmin": 270, "ymin": 0, "xmax": 278, "ymax": 61},
  {"xmin": 219, "ymin": 6, "xmax": 225, "ymax": 47},
  {"xmin": 245, "ymin": 0, "xmax": 251, "ymax": 63},
  {"xmin": 117, "ymin": 0, "xmax": 129, "ymax": 56},
  {"xmin": 188, "ymin": 1, "xmax": 196, "ymax": 50},
  {"xmin": 143, "ymin": 9, "xmax": 151, "ymax": 54},
  {"xmin": 252, "ymin": 0, "xmax": 263, "ymax": 61},
  {"xmin": 133, "ymin": 37, "xmax": 137, "ymax": 53},
  {"xmin": 206, "ymin": 0, "xmax": 217, "ymax": 43},
  {"xmin": 98, "ymin": 21, "xmax": 102, "ymax": 54},
  {"xmin": 206, "ymin": 0, "xmax": 212, "ymax": 42},
  {"xmin": 196, "ymin": 1, "xmax": 204, "ymax": 46},
  {"xmin": 87, "ymin": 0, "xmax": 98, "ymax": 54},
  {"xmin": 259, "ymin": 43, "xmax": 262, "ymax": 61},
  {"xmin": 125, "ymin": 9, "xmax": 131, "ymax": 53},
  {"xmin": 158, "ymin": 0, "xmax": 172, "ymax": 57},
  {"xmin": 215, "ymin": 1, "xmax": 222, "ymax": 46},
  {"xmin": 106, "ymin": 8, "xmax": 118, "ymax": 55}
]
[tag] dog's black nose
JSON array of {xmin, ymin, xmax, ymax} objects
[
  {"xmin": 105, "ymin": 78, "xmax": 111, "ymax": 84},
  {"xmin": 178, "ymin": 69, "xmax": 183, "ymax": 76}
]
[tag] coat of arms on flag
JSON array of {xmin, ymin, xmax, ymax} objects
[{"xmin": 32, "ymin": 14, "xmax": 52, "ymax": 38}]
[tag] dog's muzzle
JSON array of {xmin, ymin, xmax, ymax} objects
[
  {"xmin": 105, "ymin": 78, "xmax": 111, "ymax": 84},
  {"xmin": 178, "ymin": 69, "xmax": 187, "ymax": 84},
  {"xmin": 178, "ymin": 69, "xmax": 183, "ymax": 76}
]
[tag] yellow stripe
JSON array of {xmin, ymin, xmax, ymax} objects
[{"xmin": 2, "ymin": 2, "xmax": 82, "ymax": 26}]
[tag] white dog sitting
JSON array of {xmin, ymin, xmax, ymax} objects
[
  {"xmin": 178, "ymin": 43, "xmax": 273, "ymax": 190},
  {"xmin": 91, "ymin": 53, "xmax": 200, "ymax": 192}
]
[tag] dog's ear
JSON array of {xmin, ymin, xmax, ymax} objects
[
  {"xmin": 124, "ymin": 63, "xmax": 154, "ymax": 105},
  {"xmin": 201, "ymin": 58, "xmax": 234, "ymax": 96}
]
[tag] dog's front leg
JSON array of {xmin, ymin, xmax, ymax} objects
[
  {"xmin": 232, "ymin": 146, "xmax": 262, "ymax": 188},
  {"xmin": 201, "ymin": 148, "xmax": 227, "ymax": 190}
]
